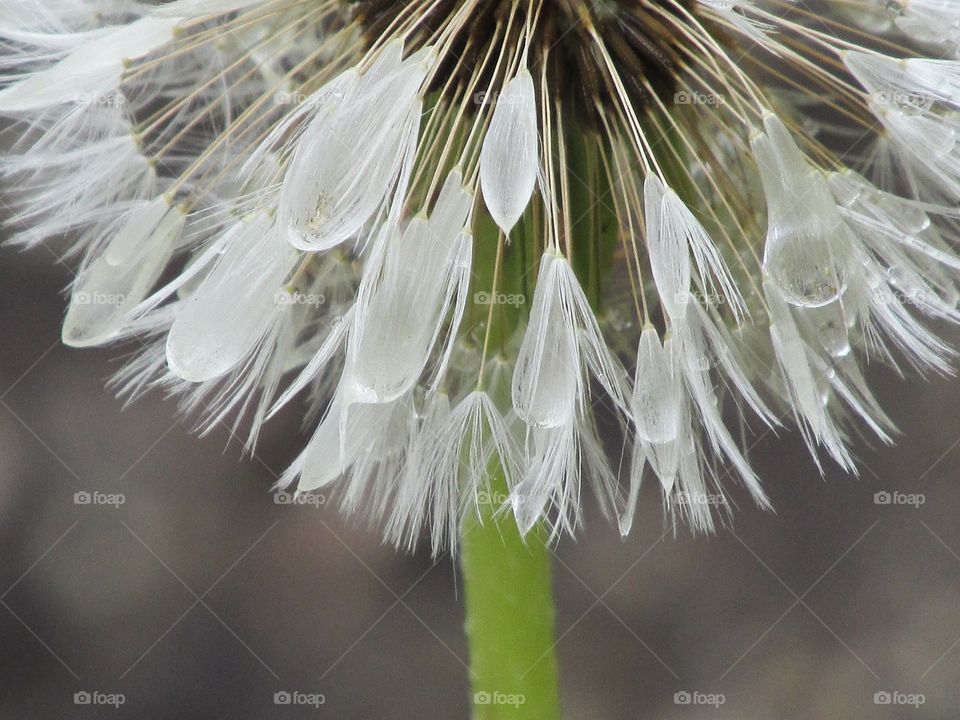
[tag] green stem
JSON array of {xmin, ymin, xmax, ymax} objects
[
  {"xmin": 458, "ymin": 117, "xmax": 621, "ymax": 720},
  {"xmin": 461, "ymin": 469, "xmax": 562, "ymax": 720}
]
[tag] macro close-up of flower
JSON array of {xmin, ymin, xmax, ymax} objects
[{"xmin": 4, "ymin": 0, "xmax": 960, "ymax": 717}]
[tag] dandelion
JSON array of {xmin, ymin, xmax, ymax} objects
[{"xmin": 6, "ymin": 0, "xmax": 960, "ymax": 714}]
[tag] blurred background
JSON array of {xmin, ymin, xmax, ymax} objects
[{"xmin": 2, "ymin": 244, "xmax": 960, "ymax": 720}]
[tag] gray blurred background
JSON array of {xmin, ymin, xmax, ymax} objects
[{"xmin": 2, "ymin": 244, "xmax": 960, "ymax": 720}]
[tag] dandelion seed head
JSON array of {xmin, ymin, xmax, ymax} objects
[{"xmin": 5, "ymin": 0, "xmax": 960, "ymax": 553}]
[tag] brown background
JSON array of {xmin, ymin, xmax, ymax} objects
[{"xmin": 1, "ymin": 245, "xmax": 959, "ymax": 719}]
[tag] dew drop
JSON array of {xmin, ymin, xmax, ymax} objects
[
  {"xmin": 764, "ymin": 216, "xmax": 848, "ymax": 308},
  {"xmin": 631, "ymin": 328, "xmax": 681, "ymax": 444}
]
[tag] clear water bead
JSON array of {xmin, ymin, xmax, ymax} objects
[
  {"xmin": 753, "ymin": 115, "xmax": 850, "ymax": 308},
  {"xmin": 631, "ymin": 328, "xmax": 681, "ymax": 444}
]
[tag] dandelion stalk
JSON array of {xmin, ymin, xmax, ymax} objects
[
  {"xmin": 461, "ymin": 469, "xmax": 561, "ymax": 720},
  {"xmin": 459, "ymin": 182, "xmax": 564, "ymax": 718}
]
